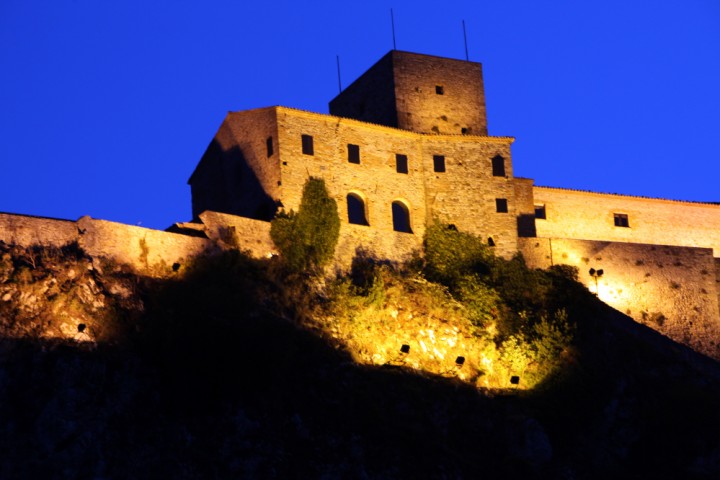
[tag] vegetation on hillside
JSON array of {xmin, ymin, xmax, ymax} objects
[{"xmin": 2, "ymin": 216, "xmax": 720, "ymax": 477}]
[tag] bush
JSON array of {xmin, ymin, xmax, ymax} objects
[
  {"xmin": 423, "ymin": 221, "xmax": 492, "ymax": 288},
  {"xmin": 271, "ymin": 177, "xmax": 340, "ymax": 273}
]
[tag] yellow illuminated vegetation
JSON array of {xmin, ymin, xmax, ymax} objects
[{"xmin": 313, "ymin": 223, "xmax": 578, "ymax": 390}]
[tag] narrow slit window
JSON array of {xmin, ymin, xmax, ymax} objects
[
  {"xmin": 496, "ymin": 198, "xmax": 508, "ymax": 213},
  {"xmin": 266, "ymin": 136, "xmax": 273, "ymax": 157},
  {"xmin": 395, "ymin": 154, "xmax": 408, "ymax": 174},
  {"xmin": 492, "ymin": 155, "xmax": 506, "ymax": 177},
  {"xmin": 614, "ymin": 213, "xmax": 630, "ymax": 227},
  {"xmin": 534, "ymin": 204, "xmax": 546, "ymax": 219},
  {"xmin": 348, "ymin": 144, "xmax": 360, "ymax": 164},
  {"xmin": 301, "ymin": 134, "xmax": 314, "ymax": 155},
  {"xmin": 433, "ymin": 155, "xmax": 445, "ymax": 173}
]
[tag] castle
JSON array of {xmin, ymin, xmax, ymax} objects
[{"xmin": 2, "ymin": 50, "xmax": 720, "ymax": 359}]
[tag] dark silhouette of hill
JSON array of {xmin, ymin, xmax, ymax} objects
[{"xmin": 1, "ymin": 246, "xmax": 720, "ymax": 479}]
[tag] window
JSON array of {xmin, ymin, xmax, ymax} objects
[
  {"xmin": 395, "ymin": 154, "xmax": 408, "ymax": 174},
  {"xmin": 614, "ymin": 213, "xmax": 630, "ymax": 227},
  {"xmin": 391, "ymin": 201, "xmax": 412, "ymax": 233},
  {"xmin": 348, "ymin": 144, "xmax": 360, "ymax": 164},
  {"xmin": 495, "ymin": 198, "xmax": 508, "ymax": 213},
  {"xmin": 266, "ymin": 136, "xmax": 273, "ymax": 157},
  {"xmin": 461, "ymin": 127, "xmax": 469, "ymax": 135},
  {"xmin": 534, "ymin": 204, "xmax": 546, "ymax": 219},
  {"xmin": 301, "ymin": 134, "xmax": 314, "ymax": 155},
  {"xmin": 433, "ymin": 155, "xmax": 445, "ymax": 172},
  {"xmin": 488, "ymin": 237, "xmax": 496, "ymax": 247},
  {"xmin": 492, "ymin": 155, "xmax": 505, "ymax": 177},
  {"xmin": 347, "ymin": 193, "xmax": 369, "ymax": 225},
  {"xmin": 435, "ymin": 85, "xmax": 444, "ymax": 95}
]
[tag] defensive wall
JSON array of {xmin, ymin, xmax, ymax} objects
[
  {"xmin": 533, "ymin": 187, "xmax": 720, "ymax": 257},
  {"xmin": 519, "ymin": 237, "xmax": 720, "ymax": 359},
  {"xmin": 0, "ymin": 212, "xmax": 214, "ymax": 277}
]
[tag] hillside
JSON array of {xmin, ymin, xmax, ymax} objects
[{"xmin": 1, "ymin": 235, "xmax": 720, "ymax": 479}]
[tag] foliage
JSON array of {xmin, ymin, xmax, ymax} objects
[
  {"xmin": 270, "ymin": 177, "xmax": 340, "ymax": 273},
  {"xmin": 423, "ymin": 221, "xmax": 493, "ymax": 288}
]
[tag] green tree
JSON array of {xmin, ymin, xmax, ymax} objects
[{"xmin": 270, "ymin": 177, "xmax": 340, "ymax": 273}]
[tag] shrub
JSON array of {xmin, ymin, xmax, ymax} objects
[
  {"xmin": 270, "ymin": 177, "xmax": 340, "ymax": 273},
  {"xmin": 423, "ymin": 221, "xmax": 492, "ymax": 288}
]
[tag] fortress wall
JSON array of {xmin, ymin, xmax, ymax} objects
[
  {"xmin": 392, "ymin": 52, "xmax": 488, "ymax": 135},
  {"xmin": 190, "ymin": 108, "xmax": 280, "ymax": 220},
  {"xmin": 421, "ymin": 136, "xmax": 517, "ymax": 257},
  {"xmin": 519, "ymin": 237, "xmax": 720, "ymax": 359},
  {"xmin": 198, "ymin": 211, "xmax": 275, "ymax": 258},
  {"xmin": 0, "ymin": 212, "xmax": 78, "ymax": 247},
  {"xmin": 77, "ymin": 217, "xmax": 213, "ymax": 277},
  {"xmin": 276, "ymin": 108, "xmax": 517, "ymax": 260},
  {"xmin": 534, "ymin": 187, "xmax": 720, "ymax": 256},
  {"xmin": 277, "ymin": 109, "xmax": 430, "ymax": 248},
  {"xmin": 335, "ymin": 223, "xmax": 422, "ymax": 269},
  {"xmin": 513, "ymin": 178, "xmax": 537, "ymax": 237}
]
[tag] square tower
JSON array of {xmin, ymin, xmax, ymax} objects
[{"xmin": 330, "ymin": 50, "xmax": 488, "ymax": 136}]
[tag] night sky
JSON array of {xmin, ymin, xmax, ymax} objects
[{"xmin": 2, "ymin": 1, "xmax": 719, "ymax": 230}]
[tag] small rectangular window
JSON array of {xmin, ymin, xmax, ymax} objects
[
  {"xmin": 348, "ymin": 144, "xmax": 360, "ymax": 164},
  {"xmin": 395, "ymin": 154, "xmax": 408, "ymax": 174},
  {"xmin": 496, "ymin": 198, "xmax": 508, "ymax": 213},
  {"xmin": 492, "ymin": 155, "xmax": 506, "ymax": 177},
  {"xmin": 266, "ymin": 136, "xmax": 273, "ymax": 157},
  {"xmin": 301, "ymin": 134, "xmax": 314, "ymax": 155},
  {"xmin": 435, "ymin": 85, "xmax": 444, "ymax": 95},
  {"xmin": 534, "ymin": 204, "xmax": 546, "ymax": 219},
  {"xmin": 614, "ymin": 213, "xmax": 629, "ymax": 227},
  {"xmin": 433, "ymin": 155, "xmax": 445, "ymax": 173}
]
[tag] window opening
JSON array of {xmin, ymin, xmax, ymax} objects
[
  {"xmin": 492, "ymin": 155, "xmax": 506, "ymax": 177},
  {"xmin": 391, "ymin": 201, "xmax": 412, "ymax": 233},
  {"xmin": 496, "ymin": 198, "xmax": 508, "ymax": 213},
  {"xmin": 395, "ymin": 154, "xmax": 408, "ymax": 174},
  {"xmin": 435, "ymin": 85, "xmax": 444, "ymax": 95},
  {"xmin": 534, "ymin": 204, "xmax": 546, "ymax": 219},
  {"xmin": 301, "ymin": 134, "xmax": 314, "ymax": 155},
  {"xmin": 266, "ymin": 136, "xmax": 273, "ymax": 157},
  {"xmin": 488, "ymin": 237, "xmax": 496, "ymax": 247},
  {"xmin": 614, "ymin": 213, "xmax": 630, "ymax": 227},
  {"xmin": 433, "ymin": 155, "xmax": 445, "ymax": 173},
  {"xmin": 347, "ymin": 193, "xmax": 369, "ymax": 226},
  {"xmin": 348, "ymin": 144, "xmax": 360, "ymax": 164}
]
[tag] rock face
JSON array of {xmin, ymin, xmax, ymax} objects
[{"xmin": 1, "ymin": 243, "xmax": 720, "ymax": 479}]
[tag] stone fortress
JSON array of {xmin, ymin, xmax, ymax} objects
[{"xmin": 2, "ymin": 50, "xmax": 720, "ymax": 359}]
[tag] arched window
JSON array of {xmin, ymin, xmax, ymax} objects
[
  {"xmin": 347, "ymin": 193, "xmax": 369, "ymax": 225},
  {"xmin": 391, "ymin": 201, "xmax": 412, "ymax": 233}
]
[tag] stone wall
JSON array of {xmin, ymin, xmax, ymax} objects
[
  {"xmin": 0, "ymin": 212, "xmax": 78, "ymax": 247},
  {"xmin": 198, "ymin": 211, "xmax": 275, "ymax": 258},
  {"xmin": 275, "ymin": 107, "xmax": 517, "ymax": 259},
  {"xmin": 329, "ymin": 51, "xmax": 488, "ymax": 136},
  {"xmin": 534, "ymin": 187, "xmax": 720, "ymax": 257},
  {"xmin": 519, "ymin": 237, "xmax": 720, "ymax": 360},
  {"xmin": 0, "ymin": 212, "xmax": 214, "ymax": 277},
  {"xmin": 189, "ymin": 108, "xmax": 280, "ymax": 221},
  {"xmin": 392, "ymin": 51, "xmax": 488, "ymax": 136}
]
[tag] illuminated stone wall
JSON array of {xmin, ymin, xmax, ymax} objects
[
  {"xmin": 533, "ymin": 187, "xmax": 720, "ymax": 256},
  {"xmin": 0, "ymin": 212, "xmax": 77, "ymax": 247},
  {"xmin": 519, "ymin": 237, "xmax": 720, "ymax": 360},
  {"xmin": 0, "ymin": 213, "xmax": 214, "ymax": 277},
  {"xmin": 329, "ymin": 50, "xmax": 488, "ymax": 136}
]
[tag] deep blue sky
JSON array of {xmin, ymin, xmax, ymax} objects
[{"xmin": 2, "ymin": 1, "xmax": 719, "ymax": 229}]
